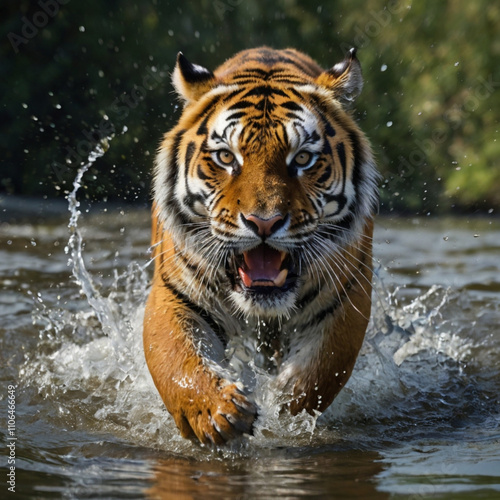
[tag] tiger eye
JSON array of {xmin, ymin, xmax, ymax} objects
[
  {"xmin": 217, "ymin": 150, "xmax": 235, "ymax": 165},
  {"xmin": 294, "ymin": 151, "xmax": 311, "ymax": 166}
]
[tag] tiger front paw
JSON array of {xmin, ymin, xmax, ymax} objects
[{"xmin": 172, "ymin": 382, "xmax": 257, "ymax": 445}]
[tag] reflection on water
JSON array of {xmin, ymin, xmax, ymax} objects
[
  {"xmin": 148, "ymin": 449, "xmax": 388, "ymax": 499},
  {"xmin": 1, "ymin": 194, "xmax": 499, "ymax": 498}
]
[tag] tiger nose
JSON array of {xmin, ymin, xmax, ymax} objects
[{"xmin": 241, "ymin": 213, "xmax": 286, "ymax": 237}]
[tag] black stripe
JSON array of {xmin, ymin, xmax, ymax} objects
[
  {"xmin": 224, "ymin": 79, "xmax": 261, "ymax": 85},
  {"xmin": 298, "ymin": 297, "xmax": 341, "ymax": 330},
  {"xmin": 221, "ymin": 87, "xmax": 247, "ymax": 103},
  {"xmin": 323, "ymin": 193, "xmax": 347, "ymax": 216},
  {"xmin": 167, "ymin": 200, "xmax": 192, "ymax": 227},
  {"xmin": 336, "ymin": 142, "xmax": 347, "ymax": 194},
  {"xmin": 322, "ymin": 137, "xmax": 332, "ymax": 155},
  {"xmin": 232, "ymin": 68, "xmax": 270, "ymax": 78},
  {"xmin": 184, "ymin": 140, "xmax": 202, "ymax": 214},
  {"xmin": 309, "ymin": 130, "xmax": 321, "ymax": 144},
  {"xmin": 316, "ymin": 164, "xmax": 331, "ymax": 185},
  {"xmin": 275, "ymin": 77, "xmax": 314, "ymax": 85},
  {"xmin": 243, "ymin": 86, "xmax": 288, "ymax": 98},
  {"xmin": 176, "ymin": 250, "xmax": 199, "ymax": 272},
  {"xmin": 227, "ymin": 100, "xmax": 255, "ymax": 111},
  {"xmin": 324, "ymin": 121, "xmax": 336, "ymax": 137},
  {"xmin": 227, "ymin": 111, "xmax": 246, "ymax": 121},
  {"xmin": 280, "ymin": 101, "xmax": 303, "ymax": 111},
  {"xmin": 336, "ymin": 142, "xmax": 346, "ymax": 176},
  {"xmin": 242, "ymin": 126, "xmax": 258, "ymax": 145},
  {"xmin": 164, "ymin": 131, "xmax": 192, "ymax": 227},
  {"xmin": 210, "ymin": 193, "xmax": 225, "ymax": 210},
  {"xmin": 167, "ymin": 129, "xmax": 185, "ymax": 190},
  {"xmin": 347, "ymin": 131, "xmax": 362, "ymax": 202},
  {"xmin": 197, "ymin": 163, "xmax": 210, "ymax": 180},
  {"xmin": 185, "ymin": 141, "xmax": 196, "ymax": 171},
  {"xmin": 197, "ymin": 114, "xmax": 210, "ymax": 136},
  {"xmin": 183, "ymin": 193, "xmax": 207, "ymax": 214},
  {"xmin": 333, "ymin": 212, "xmax": 354, "ymax": 233},
  {"xmin": 255, "ymin": 52, "xmax": 318, "ymax": 77},
  {"xmin": 296, "ymin": 286, "xmax": 320, "ymax": 310},
  {"xmin": 196, "ymin": 95, "xmax": 225, "ymax": 136},
  {"xmin": 288, "ymin": 88, "xmax": 304, "ymax": 99},
  {"xmin": 161, "ymin": 276, "xmax": 226, "ymax": 345},
  {"xmin": 297, "ymin": 250, "xmax": 369, "ymax": 329}
]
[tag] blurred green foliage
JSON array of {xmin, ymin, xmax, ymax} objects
[{"xmin": 1, "ymin": 0, "xmax": 499, "ymax": 213}]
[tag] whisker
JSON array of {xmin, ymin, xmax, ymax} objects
[
  {"xmin": 309, "ymin": 235, "xmax": 372, "ymax": 320},
  {"xmin": 315, "ymin": 227, "xmax": 375, "ymax": 269},
  {"xmin": 313, "ymin": 231, "xmax": 386, "ymax": 313},
  {"xmin": 304, "ymin": 239, "xmax": 347, "ymax": 317}
]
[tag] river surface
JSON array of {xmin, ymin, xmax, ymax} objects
[{"xmin": 1, "ymin": 193, "xmax": 499, "ymax": 499}]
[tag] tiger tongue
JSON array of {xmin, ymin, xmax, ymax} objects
[{"xmin": 239, "ymin": 245, "xmax": 287, "ymax": 288}]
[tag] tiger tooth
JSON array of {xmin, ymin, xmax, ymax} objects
[
  {"xmin": 238, "ymin": 267, "xmax": 253, "ymax": 288},
  {"xmin": 273, "ymin": 268, "xmax": 288, "ymax": 287}
]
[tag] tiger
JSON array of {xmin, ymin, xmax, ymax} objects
[{"xmin": 143, "ymin": 47, "xmax": 379, "ymax": 445}]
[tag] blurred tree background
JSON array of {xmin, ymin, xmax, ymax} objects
[{"xmin": 1, "ymin": 0, "xmax": 499, "ymax": 213}]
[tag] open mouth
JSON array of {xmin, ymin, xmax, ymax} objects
[{"xmin": 228, "ymin": 244, "xmax": 297, "ymax": 294}]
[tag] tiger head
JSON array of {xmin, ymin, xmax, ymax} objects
[{"xmin": 154, "ymin": 47, "xmax": 378, "ymax": 318}]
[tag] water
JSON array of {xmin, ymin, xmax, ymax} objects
[{"xmin": 1, "ymin": 182, "xmax": 499, "ymax": 498}]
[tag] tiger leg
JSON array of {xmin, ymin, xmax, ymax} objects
[
  {"xmin": 277, "ymin": 221, "xmax": 374, "ymax": 415},
  {"xmin": 280, "ymin": 286, "xmax": 371, "ymax": 415},
  {"xmin": 143, "ymin": 276, "xmax": 257, "ymax": 444}
]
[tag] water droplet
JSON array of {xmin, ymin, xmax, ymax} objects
[{"xmin": 443, "ymin": 236, "xmax": 449, "ymax": 241}]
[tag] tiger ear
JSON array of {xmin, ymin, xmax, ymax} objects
[
  {"xmin": 316, "ymin": 48, "xmax": 363, "ymax": 104},
  {"xmin": 172, "ymin": 52, "xmax": 216, "ymax": 104}
]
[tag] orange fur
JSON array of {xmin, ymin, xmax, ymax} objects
[{"xmin": 144, "ymin": 47, "xmax": 378, "ymax": 444}]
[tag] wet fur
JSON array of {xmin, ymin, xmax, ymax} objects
[{"xmin": 144, "ymin": 47, "xmax": 378, "ymax": 444}]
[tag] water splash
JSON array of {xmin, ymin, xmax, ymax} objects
[
  {"xmin": 23, "ymin": 146, "xmax": 489, "ymax": 455},
  {"xmin": 65, "ymin": 136, "xmax": 121, "ymax": 341}
]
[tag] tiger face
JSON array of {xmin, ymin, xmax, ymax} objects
[{"xmin": 154, "ymin": 47, "xmax": 378, "ymax": 318}]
